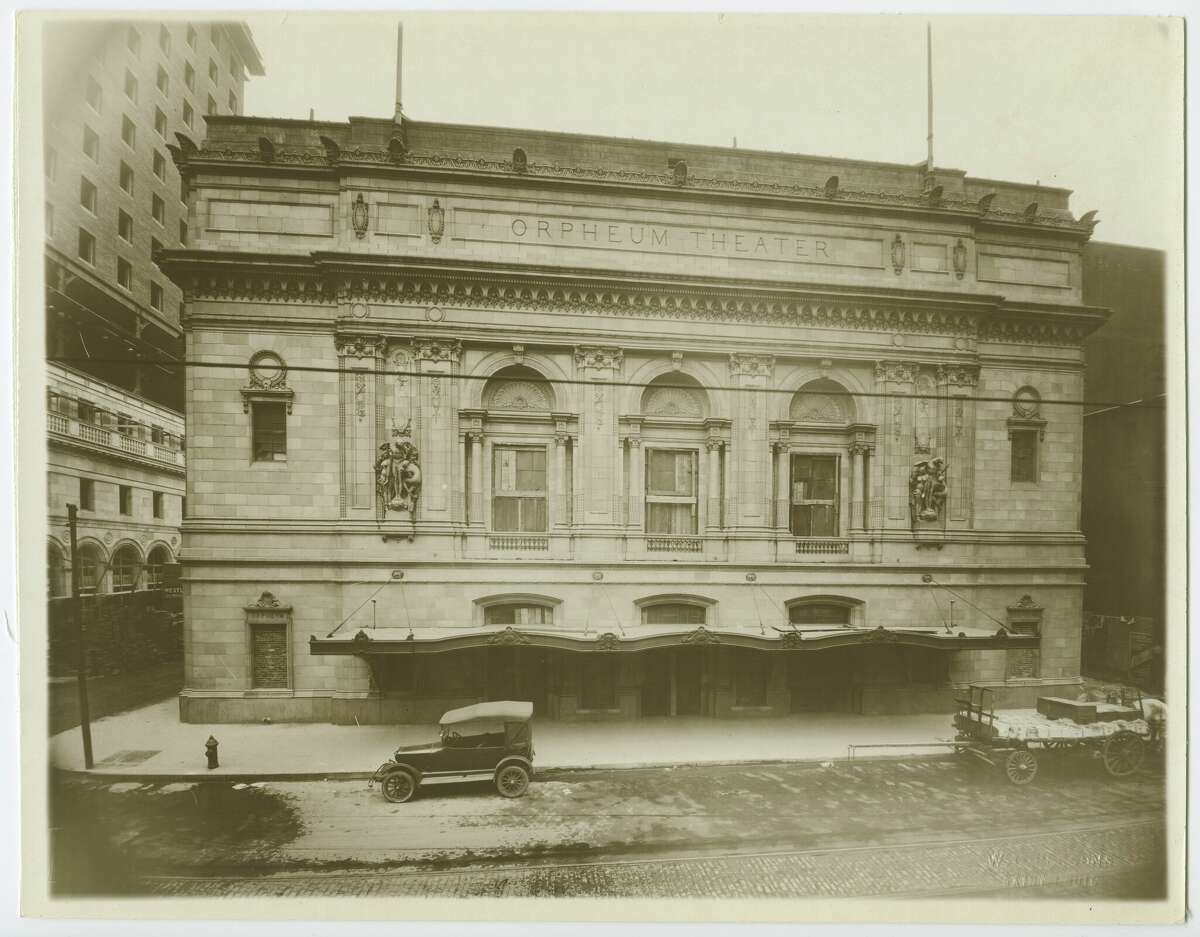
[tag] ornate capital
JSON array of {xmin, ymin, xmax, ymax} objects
[
  {"xmin": 574, "ymin": 346, "xmax": 624, "ymax": 371},
  {"xmin": 626, "ymin": 436, "xmax": 643, "ymax": 449},
  {"xmin": 413, "ymin": 338, "xmax": 462, "ymax": 364},
  {"xmin": 874, "ymin": 360, "xmax": 918, "ymax": 385},
  {"xmin": 729, "ymin": 353, "xmax": 774, "ymax": 379},
  {"xmin": 936, "ymin": 364, "xmax": 980, "ymax": 388},
  {"xmin": 708, "ymin": 439, "xmax": 726, "ymax": 453},
  {"xmin": 336, "ymin": 333, "xmax": 385, "ymax": 360}
]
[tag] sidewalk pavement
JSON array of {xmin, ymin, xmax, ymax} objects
[{"xmin": 49, "ymin": 698, "xmax": 955, "ymax": 780}]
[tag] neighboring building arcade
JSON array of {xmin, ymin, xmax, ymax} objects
[{"xmin": 162, "ymin": 113, "xmax": 1106, "ymax": 724}]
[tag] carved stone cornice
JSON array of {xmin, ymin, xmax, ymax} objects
[
  {"xmin": 413, "ymin": 338, "xmax": 462, "ymax": 364},
  {"xmin": 574, "ymin": 346, "xmax": 624, "ymax": 371},
  {"xmin": 874, "ymin": 360, "xmax": 919, "ymax": 384},
  {"xmin": 729, "ymin": 353, "xmax": 774, "ymax": 379},
  {"xmin": 979, "ymin": 316, "xmax": 1090, "ymax": 347}
]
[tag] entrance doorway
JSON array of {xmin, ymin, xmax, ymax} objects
[
  {"xmin": 641, "ymin": 647, "xmax": 706, "ymax": 716},
  {"xmin": 485, "ymin": 647, "xmax": 549, "ymax": 715}
]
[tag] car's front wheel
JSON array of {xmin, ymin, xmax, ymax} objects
[
  {"xmin": 495, "ymin": 764, "xmax": 529, "ymax": 798},
  {"xmin": 381, "ymin": 769, "xmax": 417, "ymax": 803}
]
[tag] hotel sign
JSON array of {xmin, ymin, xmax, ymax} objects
[{"xmin": 454, "ymin": 209, "xmax": 886, "ymax": 271}]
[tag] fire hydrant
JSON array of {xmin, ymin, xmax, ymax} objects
[{"xmin": 205, "ymin": 735, "xmax": 219, "ymax": 770}]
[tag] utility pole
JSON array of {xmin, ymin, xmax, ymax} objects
[{"xmin": 67, "ymin": 504, "xmax": 94, "ymax": 768}]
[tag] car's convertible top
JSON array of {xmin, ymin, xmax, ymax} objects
[{"xmin": 439, "ymin": 700, "xmax": 534, "ymax": 726}]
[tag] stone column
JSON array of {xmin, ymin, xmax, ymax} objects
[
  {"xmin": 469, "ymin": 431, "xmax": 484, "ymax": 526},
  {"xmin": 554, "ymin": 432, "xmax": 569, "ymax": 527},
  {"xmin": 728, "ymin": 354, "xmax": 774, "ymax": 529},
  {"xmin": 774, "ymin": 442, "xmax": 791, "ymax": 531},
  {"xmin": 336, "ymin": 334, "xmax": 385, "ymax": 519},
  {"xmin": 574, "ymin": 346, "xmax": 623, "ymax": 526},
  {"xmin": 627, "ymin": 437, "xmax": 644, "ymax": 528},
  {"xmin": 413, "ymin": 338, "xmax": 462, "ymax": 522},
  {"xmin": 707, "ymin": 440, "xmax": 723, "ymax": 530},
  {"xmin": 614, "ymin": 437, "xmax": 625, "ymax": 524},
  {"xmin": 938, "ymin": 365, "xmax": 978, "ymax": 526},
  {"xmin": 849, "ymin": 445, "xmax": 865, "ymax": 530}
]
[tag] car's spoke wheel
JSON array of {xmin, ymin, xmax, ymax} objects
[
  {"xmin": 1103, "ymin": 731, "xmax": 1145, "ymax": 777},
  {"xmin": 496, "ymin": 764, "xmax": 529, "ymax": 798},
  {"xmin": 381, "ymin": 770, "xmax": 416, "ymax": 803},
  {"xmin": 1005, "ymin": 749, "xmax": 1038, "ymax": 785}
]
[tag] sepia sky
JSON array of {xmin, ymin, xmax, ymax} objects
[{"xmin": 239, "ymin": 12, "xmax": 1182, "ymax": 251}]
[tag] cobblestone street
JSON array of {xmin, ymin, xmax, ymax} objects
[{"xmin": 51, "ymin": 754, "xmax": 1167, "ymax": 900}]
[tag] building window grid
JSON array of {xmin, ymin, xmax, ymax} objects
[
  {"xmin": 228, "ymin": 90, "xmax": 238, "ymax": 113},
  {"xmin": 153, "ymin": 150, "xmax": 167, "ymax": 180},
  {"xmin": 156, "ymin": 65, "xmax": 169, "ymax": 95},
  {"xmin": 77, "ymin": 228, "xmax": 96, "ymax": 265},
  {"xmin": 123, "ymin": 69, "xmax": 138, "ymax": 103},
  {"xmin": 154, "ymin": 107, "xmax": 167, "ymax": 137},
  {"xmin": 118, "ymin": 209, "xmax": 133, "ymax": 242},
  {"xmin": 152, "ymin": 491, "xmax": 164, "ymax": 519},
  {"xmin": 85, "ymin": 75, "xmax": 102, "ymax": 113},
  {"xmin": 207, "ymin": 94, "xmax": 217, "ymax": 116},
  {"xmin": 158, "ymin": 24, "xmax": 171, "ymax": 55},
  {"xmin": 491, "ymin": 446, "xmax": 548, "ymax": 532},
  {"xmin": 208, "ymin": 59, "xmax": 218, "ymax": 83},
  {"xmin": 179, "ymin": 219, "xmax": 188, "ymax": 244},
  {"xmin": 121, "ymin": 114, "xmax": 137, "ymax": 149},
  {"xmin": 126, "ymin": 26, "xmax": 141, "ymax": 56},
  {"xmin": 186, "ymin": 25, "xmax": 198, "ymax": 49},
  {"xmin": 483, "ymin": 604, "xmax": 553, "ymax": 626},
  {"xmin": 116, "ymin": 257, "xmax": 133, "ymax": 291},
  {"xmin": 645, "ymin": 448, "xmax": 698, "ymax": 536},
  {"xmin": 184, "ymin": 62, "xmax": 195, "ymax": 92},
  {"xmin": 79, "ymin": 478, "xmax": 95, "ymax": 511},
  {"xmin": 1011, "ymin": 430, "xmax": 1040, "ymax": 483},
  {"xmin": 112, "ymin": 547, "xmax": 138, "ymax": 593},
  {"xmin": 642, "ymin": 603, "xmax": 707, "ymax": 626},
  {"xmin": 151, "ymin": 193, "xmax": 165, "ymax": 224},
  {"xmin": 150, "ymin": 282, "xmax": 164, "ymax": 311},
  {"xmin": 182, "ymin": 100, "xmax": 194, "ymax": 128},
  {"xmin": 119, "ymin": 161, "xmax": 134, "ymax": 195},
  {"xmin": 119, "ymin": 485, "xmax": 133, "ymax": 516},
  {"xmin": 790, "ymin": 454, "xmax": 840, "ymax": 538}
]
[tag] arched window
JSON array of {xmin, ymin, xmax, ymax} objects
[
  {"xmin": 47, "ymin": 543, "xmax": 66, "ymax": 598},
  {"xmin": 77, "ymin": 543, "xmax": 104, "ymax": 594},
  {"xmin": 787, "ymin": 597, "xmax": 861, "ymax": 627},
  {"xmin": 146, "ymin": 544, "xmax": 172, "ymax": 590},
  {"xmin": 482, "ymin": 365, "xmax": 555, "ymax": 413},
  {"xmin": 480, "ymin": 365, "xmax": 557, "ymax": 535},
  {"xmin": 640, "ymin": 600, "xmax": 710, "ymax": 626},
  {"xmin": 638, "ymin": 373, "xmax": 711, "ymax": 538},
  {"xmin": 484, "ymin": 603, "xmax": 553, "ymax": 626},
  {"xmin": 111, "ymin": 544, "xmax": 141, "ymax": 593},
  {"xmin": 783, "ymin": 378, "xmax": 858, "ymax": 538}
]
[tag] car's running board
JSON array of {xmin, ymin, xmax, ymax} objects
[{"xmin": 419, "ymin": 771, "xmax": 496, "ymax": 786}]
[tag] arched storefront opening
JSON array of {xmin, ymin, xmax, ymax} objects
[
  {"xmin": 146, "ymin": 544, "xmax": 173, "ymax": 590},
  {"xmin": 111, "ymin": 544, "xmax": 142, "ymax": 593},
  {"xmin": 48, "ymin": 542, "xmax": 66, "ymax": 598},
  {"xmin": 787, "ymin": 644, "xmax": 950, "ymax": 713}
]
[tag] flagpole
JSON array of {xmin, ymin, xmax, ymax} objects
[{"xmin": 926, "ymin": 22, "xmax": 934, "ymax": 173}]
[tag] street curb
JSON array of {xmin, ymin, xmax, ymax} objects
[{"xmin": 52, "ymin": 750, "xmax": 960, "ymax": 785}]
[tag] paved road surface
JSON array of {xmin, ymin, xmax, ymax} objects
[{"xmin": 51, "ymin": 754, "xmax": 1167, "ymax": 900}]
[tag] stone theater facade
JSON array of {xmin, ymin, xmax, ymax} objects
[{"xmin": 163, "ymin": 113, "xmax": 1105, "ymax": 724}]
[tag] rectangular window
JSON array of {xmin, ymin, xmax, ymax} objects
[
  {"xmin": 643, "ymin": 603, "xmax": 706, "ymax": 626},
  {"xmin": 153, "ymin": 150, "xmax": 166, "ymax": 180},
  {"xmin": 1011, "ymin": 430, "xmax": 1039, "ymax": 483},
  {"xmin": 152, "ymin": 491, "xmax": 164, "ymax": 518},
  {"xmin": 208, "ymin": 59, "xmax": 218, "ymax": 83},
  {"xmin": 151, "ymin": 236, "xmax": 163, "ymax": 261},
  {"xmin": 645, "ymin": 448, "xmax": 698, "ymax": 535},
  {"xmin": 79, "ymin": 177, "xmax": 97, "ymax": 213},
  {"xmin": 228, "ymin": 90, "xmax": 238, "ymax": 113},
  {"xmin": 119, "ymin": 161, "xmax": 134, "ymax": 195},
  {"xmin": 123, "ymin": 69, "xmax": 138, "ymax": 103},
  {"xmin": 790, "ymin": 454, "xmax": 839, "ymax": 537},
  {"xmin": 85, "ymin": 75, "xmax": 102, "ymax": 112},
  {"xmin": 116, "ymin": 257, "xmax": 132, "ymax": 290},
  {"xmin": 150, "ymin": 282, "xmax": 164, "ymax": 311},
  {"xmin": 158, "ymin": 24, "xmax": 171, "ymax": 55},
  {"xmin": 734, "ymin": 648, "xmax": 770, "ymax": 707},
  {"xmin": 46, "ymin": 145, "xmax": 57, "ymax": 178},
  {"xmin": 79, "ymin": 478, "xmax": 95, "ymax": 511},
  {"xmin": 179, "ymin": 219, "xmax": 188, "ymax": 244},
  {"xmin": 119, "ymin": 485, "xmax": 133, "ymax": 516},
  {"xmin": 120, "ymin": 114, "xmax": 136, "ymax": 148},
  {"xmin": 77, "ymin": 400, "xmax": 95, "ymax": 424},
  {"xmin": 154, "ymin": 107, "xmax": 167, "ymax": 137},
  {"xmin": 492, "ymin": 446, "xmax": 547, "ymax": 532},
  {"xmin": 156, "ymin": 64, "xmax": 169, "ymax": 95},
  {"xmin": 252, "ymin": 401, "xmax": 287, "ymax": 461},
  {"xmin": 579, "ymin": 655, "xmax": 617, "ymax": 710},
  {"xmin": 250, "ymin": 623, "xmax": 289, "ymax": 688},
  {"xmin": 118, "ymin": 209, "xmax": 133, "ymax": 242},
  {"xmin": 186, "ymin": 25, "xmax": 197, "ymax": 49},
  {"xmin": 207, "ymin": 94, "xmax": 217, "ymax": 115},
  {"xmin": 77, "ymin": 228, "xmax": 96, "ymax": 265},
  {"xmin": 182, "ymin": 100, "xmax": 193, "ymax": 128},
  {"xmin": 150, "ymin": 425, "xmax": 164, "ymax": 444},
  {"xmin": 151, "ymin": 193, "xmax": 165, "ymax": 224},
  {"xmin": 484, "ymin": 604, "xmax": 552, "ymax": 626},
  {"xmin": 81, "ymin": 126, "xmax": 99, "ymax": 160},
  {"xmin": 126, "ymin": 26, "xmax": 141, "ymax": 56},
  {"xmin": 184, "ymin": 62, "xmax": 195, "ymax": 91}
]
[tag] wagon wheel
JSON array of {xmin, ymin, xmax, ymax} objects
[
  {"xmin": 1005, "ymin": 749, "xmax": 1038, "ymax": 785},
  {"xmin": 1102, "ymin": 731, "xmax": 1145, "ymax": 778}
]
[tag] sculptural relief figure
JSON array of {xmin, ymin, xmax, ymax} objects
[
  {"xmin": 908, "ymin": 456, "xmax": 948, "ymax": 523},
  {"xmin": 375, "ymin": 421, "xmax": 422, "ymax": 516}
]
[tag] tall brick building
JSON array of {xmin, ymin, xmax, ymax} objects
[
  {"xmin": 43, "ymin": 19, "xmax": 261, "ymax": 599},
  {"xmin": 162, "ymin": 112, "xmax": 1107, "ymax": 724}
]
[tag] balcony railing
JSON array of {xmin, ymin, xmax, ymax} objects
[
  {"xmin": 48, "ymin": 412, "xmax": 185, "ymax": 467},
  {"xmin": 646, "ymin": 537, "xmax": 703, "ymax": 553},
  {"xmin": 488, "ymin": 535, "xmax": 549, "ymax": 552},
  {"xmin": 794, "ymin": 538, "xmax": 850, "ymax": 555}
]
